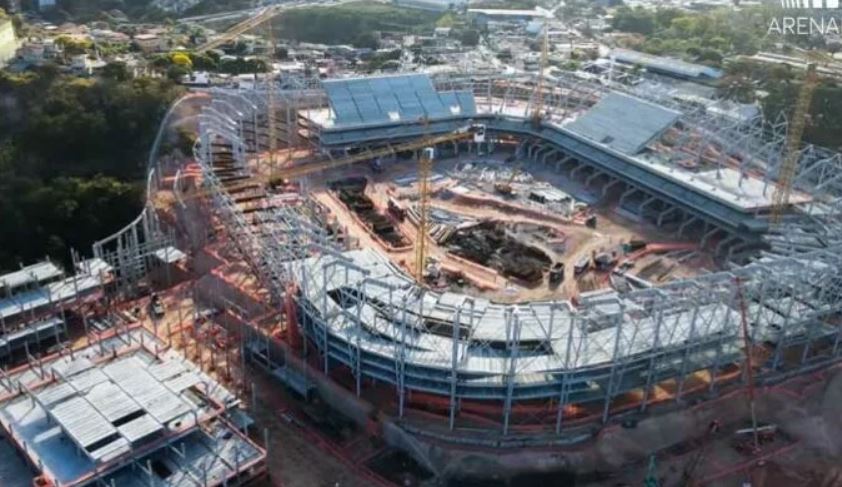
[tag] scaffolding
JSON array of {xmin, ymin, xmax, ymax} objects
[
  {"xmin": 183, "ymin": 71, "xmax": 842, "ymax": 444},
  {"xmin": 0, "ymin": 326, "xmax": 267, "ymax": 487}
]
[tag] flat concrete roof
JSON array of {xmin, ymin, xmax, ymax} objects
[
  {"xmin": 0, "ymin": 331, "xmax": 247, "ymax": 486},
  {"xmin": 0, "ymin": 261, "xmax": 63, "ymax": 293}
]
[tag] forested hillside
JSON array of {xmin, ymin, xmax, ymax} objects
[{"xmin": 0, "ymin": 65, "xmax": 183, "ymax": 271}]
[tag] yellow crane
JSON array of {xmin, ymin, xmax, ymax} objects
[
  {"xmin": 178, "ymin": 124, "xmax": 487, "ymax": 208},
  {"xmin": 415, "ymin": 147, "xmax": 435, "ymax": 280},
  {"xmin": 769, "ymin": 62, "xmax": 819, "ymax": 225}
]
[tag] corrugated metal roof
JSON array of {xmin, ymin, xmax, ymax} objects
[
  {"xmin": 565, "ymin": 92, "xmax": 680, "ymax": 155},
  {"xmin": 612, "ymin": 48, "xmax": 723, "ymax": 80}
]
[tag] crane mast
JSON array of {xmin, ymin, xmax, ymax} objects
[
  {"xmin": 531, "ymin": 18, "xmax": 549, "ymax": 126},
  {"xmin": 415, "ymin": 147, "xmax": 435, "ymax": 281},
  {"xmin": 770, "ymin": 62, "xmax": 818, "ymax": 225},
  {"xmin": 266, "ymin": 18, "xmax": 278, "ymax": 177}
]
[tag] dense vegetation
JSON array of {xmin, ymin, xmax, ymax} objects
[
  {"xmin": 0, "ymin": 66, "xmax": 184, "ymax": 271},
  {"xmin": 609, "ymin": 7, "xmax": 842, "ymax": 148},
  {"xmin": 274, "ymin": 2, "xmax": 443, "ymax": 48},
  {"xmin": 722, "ymin": 60, "xmax": 842, "ymax": 149},
  {"xmin": 610, "ymin": 6, "xmax": 767, "ymax": 66}
]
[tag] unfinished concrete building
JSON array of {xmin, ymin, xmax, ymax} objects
[{"xmin": 0, "ymin": 327, "xmax": 266, "ymax": 487}]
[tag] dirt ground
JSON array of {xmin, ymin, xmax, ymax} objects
[
  {"xmin": 573, "ymin": 365, "xmax": 842, "ymax": 487},
  {"xmin": 106, "ymin": 283, "xmax": 374, "ymax": 487},
  {"xmin": 305, "ymin": 153, "xmax": 715, "ymax": 303}
]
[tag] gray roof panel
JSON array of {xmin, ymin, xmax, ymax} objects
[{"xmin": 565, "ymin": 92, "xmax": 680, "ymax": 155}]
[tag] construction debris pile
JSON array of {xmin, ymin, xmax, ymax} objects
[
  {"xmin": 444, "ymin": 220, "xmax": 552, "ymax": 284},
  {"xmin": 452, "ymin": 160, "xmax": 534, "ymax": 188},
  {"xmin": 331, "ymin": 178, "xmax": 408, "ymax": 248}
]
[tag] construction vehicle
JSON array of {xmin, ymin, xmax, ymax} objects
[
  {"xmin": 494, "ymin": 165, "xmax": 522, "ymax": 197},
  {"xmin": 573, "ymin": 256, "xmax": 590, "ymax": 276},
  {"xmin": 548, "ymin": 262, "xmax": 565, "ymax": 285},
  {"xmin": 769, "ymin": 62, "xmax": 819, "ymax": 225},
  {"xmin": 149, "ymin": 293, "xmax": 165, "ymax": 319},
  {"xmin": 387, "ymin": 197, "xmax": 406, "ymax": 222}
]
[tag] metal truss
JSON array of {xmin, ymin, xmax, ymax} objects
[{"xmin": 184, "ymin": 72, "xmax": 842, "ymax": 440}]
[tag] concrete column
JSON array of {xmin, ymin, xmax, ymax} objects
[
  {"xmin": 699, "ymin": 225, "xmax": 720, "ymax": 248},
  {"xmin": 601, "ymin": 178, "xmax": 623, "ymax": 197},
  {"xmin": 727, "ymin": 241, "xmax": 750, "ymax": 260},
  {"xmin": 541, "ymin": 149, "xmax": 559, "ymax": 165},
  {"xmin": 656, "ymin": 206, "xmax": 682, "ymax": 227},
  {"xmin": 677, "ymin": 217, "xmax": 699, "ymax": 238},
  {"xmin": 502, "ymin": 311, "xmax": 520, "ymax": 436},
  {"xmin": 715, "ymin": 235, "xmax": 738, "ymax": 256},
  {"xmin": 601, "ymin": 307, "xmax": 625, "ymax": 424},
  {"xmin": 638, "ymin": 196, "xmax": 658, "ymax": 215},
  {"xmin": 570, "ymin": 163, "xmax": 589, "ymax": 181},
  {"xmin": 618, "ymin": 187, "xmax": 637, "ymax": 207},
  {"xmin": 555, "ymin": 155, "xmax": 572, "ymax": 172},
  {"xmin": 534, "ymin": 145, "xmax": 551, "ymax": 163},
  {"xmin": 585, "ymin": 170, "xmax": 604, "ymax": 188}
]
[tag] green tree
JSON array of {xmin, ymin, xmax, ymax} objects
[
  {"xmin": 0, "ymin": 66, "xmax": 184, "ymax": 269},
  {"xmin": 102, "ymin": 61, "xmax": 130, "ymax": 81}
]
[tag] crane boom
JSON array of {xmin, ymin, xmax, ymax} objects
[
  {"xmin": 769, "ymin": 62, "xmax": 818, "ymax": 225},
  {"xmin": 267, "ymin": 124, "xmax": 485, "ymax": 184},
  {"xmin": 184, "ymin": 127, "xmax": 480, "ymax": 200}
]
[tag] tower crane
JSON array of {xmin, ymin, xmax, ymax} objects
[
  {"xmin": 415, "ymin": 147, "xmax": 435, "ymax": 280},
  {"xmin": 769, "ymin": 62, "xmax": 819, "ymax": 225}
]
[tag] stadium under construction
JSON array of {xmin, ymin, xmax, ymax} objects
[{"xmin": 48, "ymin": 71, "xmax": 842, "ymax": 480}]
